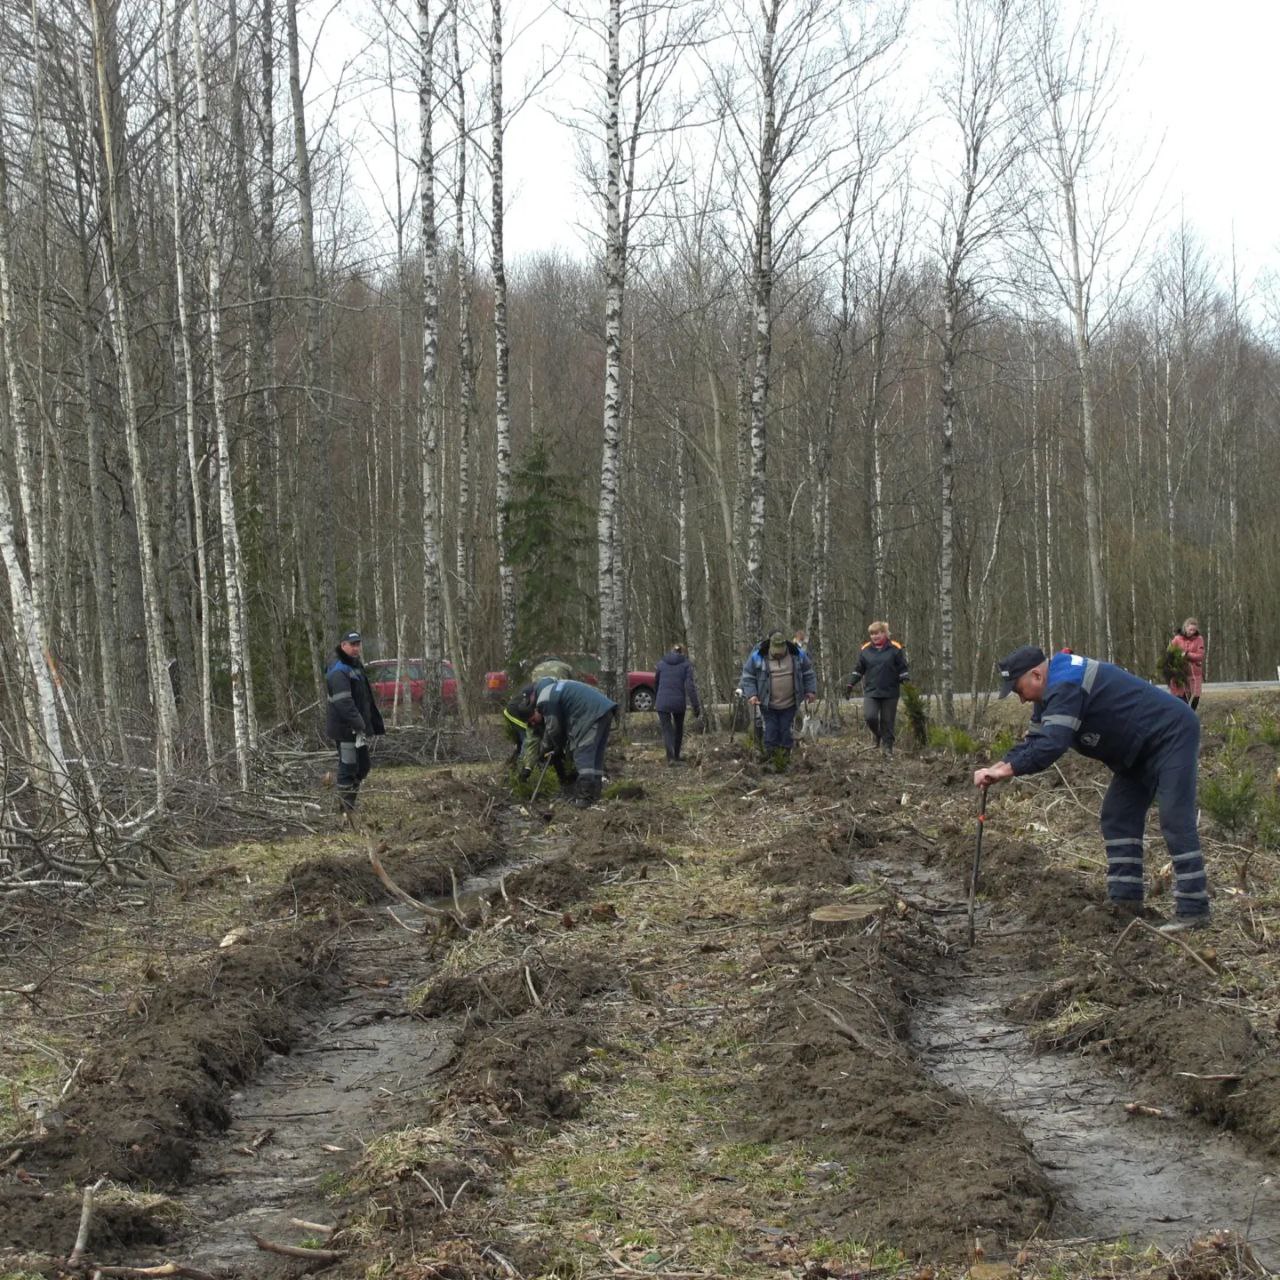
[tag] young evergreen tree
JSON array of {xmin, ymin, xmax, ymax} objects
[{"xmin": 503, "ymin": 440, "xmax": 594, "ymax": 665}]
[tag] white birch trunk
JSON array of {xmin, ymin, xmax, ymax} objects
[
  {"xmin": 88, "ymin": 0, "xmax": 179, "ymax": 787},
  {"xmin": 596, "ymin": 0, "xmax": 625, "ymax": 699},
  {"xmin": 489, "ymin": 0, "xmax": 516, "ymax": 659},
  {"xmin": 939, "ymin": 289, "xmax": 957, "ymax": 724},
  {"xmin": 677, "ymin": 428, "xmax": 694, "ymax": 647},
  {"xmin": 286, "ymin": 0, "xmax": 336, "ymax": 642},
  {"xmin": 191, "ymin": 0, "xmax": 255, "ymax": 783},
  {"xmin": 744, "ymin": 3, "xmax": 779, "ymax": 644},
  {"xmin": 452, "ymin": 9, "xmax": 474, "ymax": 660},
  {"xmin": 161, "ymin": 0, "xmax": 216, "ymax": 770},
  {"xmin": 0, "ymin": 142, "xmax": 75, "ymax": 808},
  {"xmin": 418, "ymin": 0, "xmax": 445, "ymax": 688}
]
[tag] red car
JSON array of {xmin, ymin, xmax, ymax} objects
[
  {"xmin": 484, "ymin": 653, "xmax": 657, "ymax": 711},
  {"xmin": 366, "ymin": 658, "xmax": 458, "ymax": 713}
]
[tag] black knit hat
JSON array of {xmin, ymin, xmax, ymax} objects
[{"xmin": 996, "ymin": 645, "xmax": 1046, "ymax": 698}]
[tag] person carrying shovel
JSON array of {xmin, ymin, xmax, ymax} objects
[{"xmin": 972, "ymin": 645, "xmax": 1210, "ymax": 933}]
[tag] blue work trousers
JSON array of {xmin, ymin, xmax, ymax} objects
[
  {"xmin": 762, "ymin": 705, "xmax": 797, "ymax": 751},
  {"xmin": 573, "ymin": 712, "xmax": 613, "ymax": 783},
  {"xmin": 336, "ymin": 739, "xmax": 372, "ymax": 812},
  {"xmin": 1099, "ymin": 710, "xmax": 1209, "ymax": 920}
]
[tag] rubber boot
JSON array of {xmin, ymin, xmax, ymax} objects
[{"xmin": 572, "ymin": 779, "xmax": 601, "ymax": 808}]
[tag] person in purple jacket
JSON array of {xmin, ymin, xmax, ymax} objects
[{"xmin": 653, "ymin": 644, "xmax": 702, "ymax": 765}]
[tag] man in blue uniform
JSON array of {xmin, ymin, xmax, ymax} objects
[
  {"xmin": 973, "ymin": 645, "xmax": 1210, "ymax": 932},
  {"xmin": 325, "ymin": 631, "xmax": 385, "ymax": 819},
  {"xmin": 523, "ymin": 677, "xmax": 618, "ymax": 807}
]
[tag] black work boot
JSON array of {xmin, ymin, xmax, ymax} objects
[{"xmin": 572, "ymin": 779, "xmax": 601, "ymax": 808}]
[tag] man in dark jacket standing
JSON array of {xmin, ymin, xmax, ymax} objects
[
  {"xmin": 740, "ymin": 630, "xmax": 817, "ymax": 762},
  {"xmin": 653, "ymin": 644, "xmax": 702, "ymax": 765},
  {"xmin": 325, "ymin": 631, "xmax": 386, "ymax": 819},
  {"xmin": 974, "ymin": 645, "xmax": 1210, "ymax": 932},
  {"xmin": 845, "ymin": 621, "xmax": 910, "ymax": 758}
]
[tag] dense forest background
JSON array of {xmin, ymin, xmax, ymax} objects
[{"xmin": 1, "ymin": 0, "xmax": 1278, "ymax": 794}]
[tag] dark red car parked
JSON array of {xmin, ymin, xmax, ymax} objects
[{"xmin": 366, "ymin": 658, "xmax": 458, "ymax": 713}]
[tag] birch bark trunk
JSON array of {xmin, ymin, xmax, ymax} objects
[
  {"xmin": 88, "ymin": 0, "xmax": 179, "ymax": 787},
  {"xmin": 0, "ymin": 132, "xmax": 75, "ymax": 806},
  {"xmin": 192, "ymin": 0, "xmax": 256, "ymax": 783},
  {"xmin": 286, "ymin": 0, "xmax": 336, "ymax": 643},
  {"xmin": 489, "ymin": 0, "xmax": 516, "ymax": 660},
  {"xmin": 743, "ymin": 2, "xmax": 779, "ymax": 645},
  {"xmin": 452, "ymin": 9, "xmax": 475, "ymax": 665},
  {"xmin": 160, "ymin": 0, "xmax": 216, "ymax": 769},
  {"xmin": 418, "ymin": 0, "xmax": 446, "ymax": 696},
  {"xmin": 677, "ymin": 428, "xmax": 694, "ymax": 647},
  {"xmin": 596, "ymin": 0, "xmax": 625, "ymax": 700}
]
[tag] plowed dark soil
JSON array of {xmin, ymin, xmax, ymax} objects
[{"xmin": 8, "ymin": 703, "xmax": 1280, "ymax": 1280}]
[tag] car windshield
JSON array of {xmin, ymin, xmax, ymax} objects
[{"xmin": 367, "ymin": 660, "xmax": 427, "ymax": 681}]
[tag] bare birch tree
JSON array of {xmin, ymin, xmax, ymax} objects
[
  {"xmin": 707, "ymin": 0, "xmax": 903, "ymax": 641},
  {"xmin": 1016, "ymin": 0, "xmax": 1152, "ymax": 657},
  {"xmin": 933, "ymin": 0, "xmax": 1025, "ymax": 721},
  {"xmin": 87, "ymin": 0, "xmax": 179, "ymax": 787},
  {"xmin": 192, "ymin": 0, "xmax": 256, "ymax": 783},
  {"xmin": 488, "ymin": 0, "xmax": 516, "ymax": 660},
  {"xmin": 160, "ymin": 0, "xmax": 216, "ymax": 769}
]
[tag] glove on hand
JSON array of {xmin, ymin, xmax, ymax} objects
[{"xmin": 354, "ymin": 732, "xmax": 367, "ymax": 749}]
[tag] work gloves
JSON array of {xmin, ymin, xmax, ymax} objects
[{"xmin": 354, "ymin": 732, "xmax": 367, "ymax": 749}]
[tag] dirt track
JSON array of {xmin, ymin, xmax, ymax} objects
[{"xmin": 4, "ymin": 708, "xmax": 1280, "ymax": 1279}]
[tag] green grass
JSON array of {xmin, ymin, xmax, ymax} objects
[{"xmin": 928, "ymin": 724, "xmax": 978, "ymax": 755}]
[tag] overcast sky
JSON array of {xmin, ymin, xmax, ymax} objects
[
  {"xmin": 1111, "ymin": 0, "xmax": 1280, "ymax": 269},
  {"xmin": 323, "ymin": 0, "xmax": 1280, "ymax": 289}
]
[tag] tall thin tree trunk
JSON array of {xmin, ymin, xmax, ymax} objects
[
  {"xmin": 286, "ymin": 0, "xmax": 335, "ymax": 642},
  {"xmin": 744, "ymin": 4, "xmax": 779, "ymax": 644},
  {"xmin": 489, "ymin": 0, "xmax": 515, "ymax": 659},
  {"xmin": 161, "ymin": 0, "xmax": 216, "ymax": 769},
  {"xmin": 596, "ymin": 0, "xmax": 625, "ymax": 699},
  {"xmin": 418, "ymin": 0, "xmax": 446, "ymax": 697},
  {"xmin": 452, "ymin": 9, "xmax": 475, "ymax": 664},
  {"xmin": 88, "ymin": 0, "xmax": 179, "ymax": 788},
  {"xmin": 193, "ymin": 0, "xmax": 255, "ymax": 782},
  {"xmin": 939, "ymin": 286, "xmax": 958, "ymax": 724}
]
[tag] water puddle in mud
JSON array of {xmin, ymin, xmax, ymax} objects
[
  {"xmin": 852, "ymin": 855, "xmax": 1280, "ymax": 1263},
  {"xmin": 913, "ymin": 976, "xmax": 1280, "ymax": 1264},
  {"xmin": 175, "ymin": 839, "xmax": 548, "ymax": 1273}
]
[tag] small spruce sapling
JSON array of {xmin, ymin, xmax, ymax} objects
[
  {"xmin": 1159, "ymin": 643, "xmax": 1190, "ymax": 688},
  {"xmin": 900, "ymin": 682, "xmax": 929, "ymax": 748}
]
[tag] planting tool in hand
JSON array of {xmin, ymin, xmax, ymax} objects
[
  {"xmin": 968, "ymin": 789, "xmax": 987, "ymax": 945},
  {"xmin": 530, "ymin": 755, "xmax": 553, "ymax": 803}
]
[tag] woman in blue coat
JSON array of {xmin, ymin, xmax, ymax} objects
[{"xmin": 653, "ymin": 644, "xmax": 702, "ymax": 765}]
